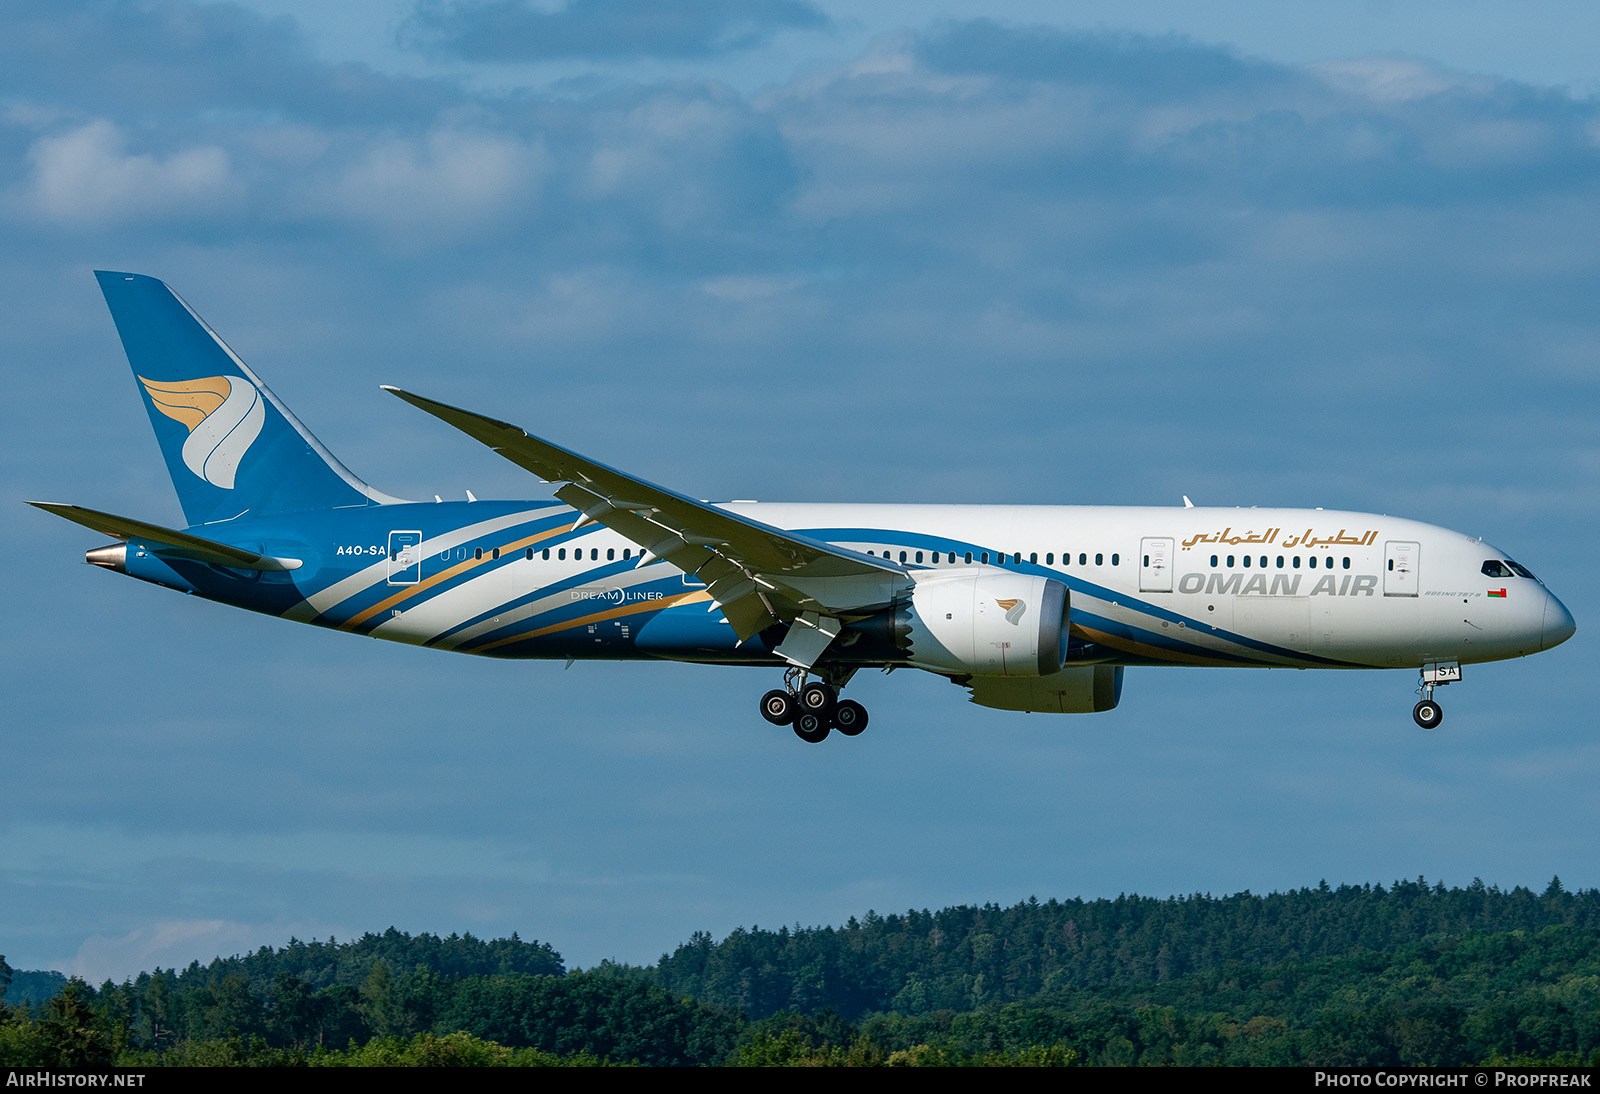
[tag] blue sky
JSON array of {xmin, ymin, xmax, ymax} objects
[{"xmin": 3, "ymin": 0, "xmax": 1597, "ymax": 983}]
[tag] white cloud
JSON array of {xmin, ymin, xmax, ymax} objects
[
  {"xmin": 318, "ymin": 126, "xmax": 549, "ymax": 242},
  {"xmin": 22, "ymin": 119, "xmax": 235, "ymax": 226},
  {"xmin": 1312, "ymin": 57, "xmax": 1492, "ymax": 103},
  {"xmin": 71, "ymin": 920, "xmax": 260, "ymax": 982}
]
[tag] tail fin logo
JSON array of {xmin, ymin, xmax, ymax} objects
[
  {"xmin": 138, "ymin": 374, "xmax": 265, "ymax": 490},
  {"xmin": 996, "ymin": 598, "xmax": 1027, "ymax": 625}
]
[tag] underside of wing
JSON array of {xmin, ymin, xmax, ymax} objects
[{"xmin": 383, "ymin": 388, "xmax": 907, "ymax": 655}]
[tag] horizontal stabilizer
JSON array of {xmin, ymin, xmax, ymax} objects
[{"xmin": 30, "ymin": 502, "xmax": 302, "ymax": 571}]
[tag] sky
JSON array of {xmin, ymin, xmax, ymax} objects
[{"xmin": 2, "ymin": 0, "xmax": 1597, "ymax": 984}]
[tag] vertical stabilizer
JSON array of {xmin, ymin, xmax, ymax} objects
[{"xmin": 95, "ymin": 271, "xmax": 395, "ymax": 526}]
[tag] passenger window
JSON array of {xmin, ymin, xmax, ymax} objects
[
  {"xmin": 1292, "ymin": 556, "xmax": 1300, "ymax": 569},
  {"xmin": 1095, "ymin": 553, "xmax": 1103, "ymax": 566},
  {"xmin": 1030, "ymin": 552, "xmax": 1037, "ymax": 564},
  {"xmin": 623, "ymin": 549, "xmax": 631, "ymax": 560},
  {"xmin": 1111, "ymin": 554, "xmax": 1119, "ymax": 566},
  {"xmin": 591, "ymin": 548, "xmax": 599, "ymax": 561},
  {"xmin": 1227, "ymin": 555, "xmax": 1235, "ymax": 567},
  {"xmin": 474, "ymin": 548, "xmax": 482, "ymax": 560},
  {"xmin": 607, "ymin": 548, "xmax": 615, "ymax": 560},
  {"xmin": 980, "ymin": 552, "xmax": 989, "ymax": 564},
  {"xmin": 1275, "ymin": 556, "xmax": 1284, "ymax": 569},
  {"xmin": 1243, "ymin": 555, "xmax": 1251, "ymax": 568},
  {"xmin": 1210, "ymin": 555, "xmax": 1218, "ymax": 567},
  {"xmin": 949, "ymin": 552, "xmax": 957, "ymax": 564},
  {"xmin": 1342, "ymin": 556, "xmax": 1350, "ymax": 569},
  {"xmin": 1079, "ymin": 553, "xmax": 1087, "ymax": 565},
  {"xmin": 492, "ymin": 547, "xmax": 500, "ymax": 560},
  {"xmin": 915, "ymin": 551, "xmax": 924, "ymax": 563},
  {"xmin": 541, "ymin": 548, "xmax": 549, "ymax": 560},
  {"xmin": 558, "ymin": 548, "xmax": 566, "ymax": 560},
  {"xmin": 964, "ymin": 552, "xmax": 973, "ymax": 564},
  {"xmin": 1046, "ymin": 553, "xmax": 1054, "ymax": 564}
]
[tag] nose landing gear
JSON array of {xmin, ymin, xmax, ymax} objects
[
  {"xmin": 759, "ymin": 667, "xmax": 868, "ymax": 743},
  {"xmin": 1412, "ymin": 661, "xmax": 1460, "ymax": 730}
]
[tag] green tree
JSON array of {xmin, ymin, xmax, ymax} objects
[
  {"xmin": 36, "ymin": 980, "xmax": 113, "ymax": 1068},
  {"xmin": 138, "ymin": 972, "xmax": 179, "ymax": 1052},
  {"xmin": 359, "ymin": 961, "xmax": 403, "ymax": 1037}
]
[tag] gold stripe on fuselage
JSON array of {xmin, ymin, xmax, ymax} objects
[
  {"xmin": 338, "ymin": 522, "xmax": 576, "ymax": 631},
  {"xmin": 471, "ymin": 590, "xmax": 714, "ymax": 652}
]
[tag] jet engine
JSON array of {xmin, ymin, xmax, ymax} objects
[{"xmin": 898, "ymin": 568, "xmax": 1069, "ymax": 677}]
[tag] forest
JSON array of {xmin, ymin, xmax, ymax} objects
[{"xmin": 3, "ymin": 877, "xmax": 1598, "ymax": 1066}]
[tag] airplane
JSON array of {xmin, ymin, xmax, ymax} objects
[{"xmin": 32, "ymin": 272, "xmax": 1577, "ymax": 742}]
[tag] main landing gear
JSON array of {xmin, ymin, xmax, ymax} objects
[
  {"xmin": 1411, "ymin": 661, "xmax": 1460, "ymax": 730},
  {"xmin": 759, "ymin": 668, "xmax": 868, "ymax": 743}
]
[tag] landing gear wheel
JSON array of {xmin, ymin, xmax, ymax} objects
[
  {"xmin": 832, "ymin": 699, "xmax": 868, "ymax": 736},
  {"xmin": 793, "ymin": 712, "xmax": 830, "ymax": 743},
  {"xmin": 760, "ymin": 689, "xmax": 797, "ymax": 726},
  {"xmin": 1412, "ymin": 699, "xmax": 1443, "ymax": 730},
  {"xmin": 798, "ymin": 682, "xmax": 836, "ymax": 718}
]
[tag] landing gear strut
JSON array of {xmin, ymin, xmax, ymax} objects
[
  {"xmin": 1412, "ymin": 661, "xmax": 1460, "ymax": 730},
  {"xmin": 757, "ymin": 667, "xmax": 867, "ymax": 743}
]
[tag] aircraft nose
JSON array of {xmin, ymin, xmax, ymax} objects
[{"xmin": 1543, "ymin": 593, "xmax": 1577, "ymax": 651}]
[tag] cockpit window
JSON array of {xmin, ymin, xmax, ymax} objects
[{"xmin": 1482, "ymin": 559, "xmax": 1540, "ymax": 582}]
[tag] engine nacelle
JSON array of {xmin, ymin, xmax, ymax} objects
[
  {"xmin": 901, "ymin": 568, "xmax": 1068, "ymax": 677},
  {"xmin": 965, "ymin": 665, "xmax": 1124, "ymax": 713}
]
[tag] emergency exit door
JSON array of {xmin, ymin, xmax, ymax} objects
[
  {"xmin": 387, "ymin": 530, "xmax": 422, "ymax": 585},
  {"xmin": 1384, "ymin": 540, "xmax": 1419, "ymax": 597},
  {"xmin": 1140, "ymin": 537, "xmax": 1174, "ymax": 592}
]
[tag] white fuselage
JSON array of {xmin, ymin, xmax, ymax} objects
[{"xmin": 285, "ymin": 501, "xmax": 1570, "ymax": 672}]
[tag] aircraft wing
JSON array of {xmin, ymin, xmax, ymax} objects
[
  {"xmin": 30, "ymin": 502, "xmax": 302, "ymax": 571},
  {"xmin": 383, "ymin": 388, "xmax": 906, "ymax": 657}
]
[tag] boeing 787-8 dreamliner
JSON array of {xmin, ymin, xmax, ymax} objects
[{"xmin": 33, "ymin": 273, "xmax": 1577, "ymax": 742}]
